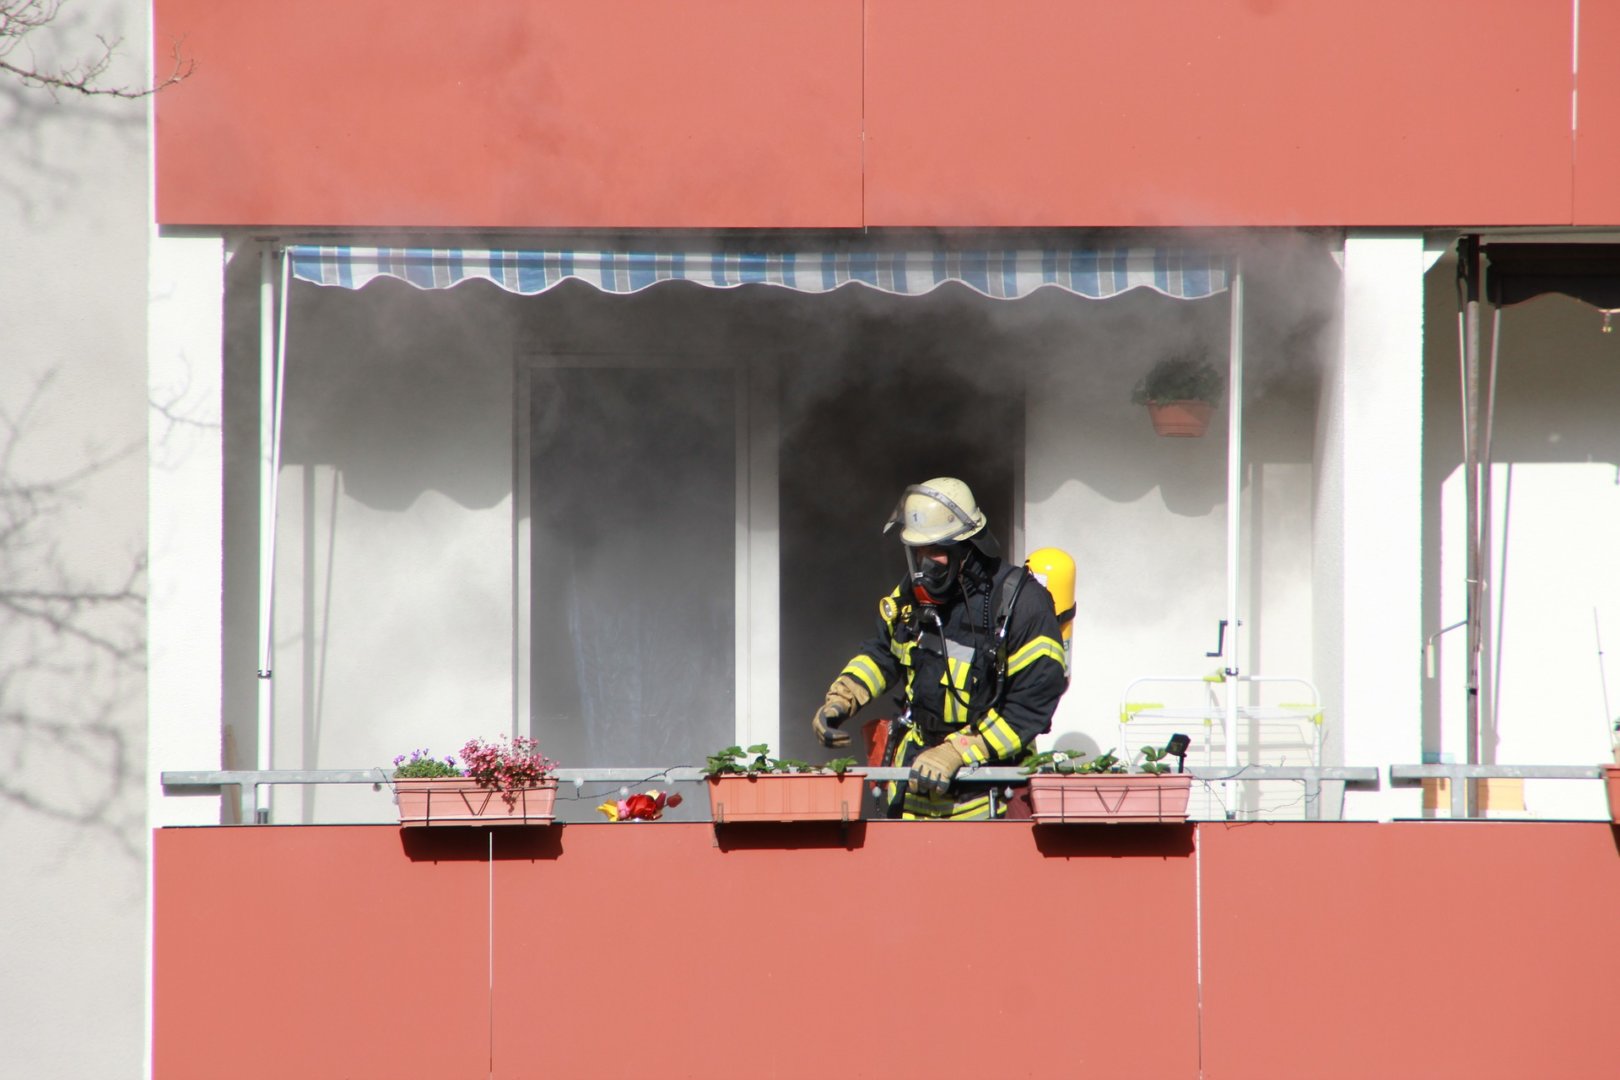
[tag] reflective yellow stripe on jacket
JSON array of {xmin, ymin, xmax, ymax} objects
[
  {"xmin": 975, "ymin": 708, "xmax": 1022, "ymax": 759},
  {"xmin": 888, "ymin": 727, "xmax": 1002, "ymax": 820},
  {"xmin": 841, "ymin": 653, "xmax": 887, "ymax": 698},
  {"xmin": 1007, "ymin": 634, "xmax": 1067, "ymax": 677}
]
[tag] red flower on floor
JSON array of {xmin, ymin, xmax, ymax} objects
[{"xmin": 598, "ymin": 788, "xmax": 682, "ymax": 821}]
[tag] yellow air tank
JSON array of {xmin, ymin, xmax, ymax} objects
[{"xmin": 1025, "ymin": 547, "xmax": 1076, "ymax": 677}]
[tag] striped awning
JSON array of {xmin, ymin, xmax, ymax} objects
[{"xmin": 288, "ymin": 245, "xmax": 1227, "ymax": 301}]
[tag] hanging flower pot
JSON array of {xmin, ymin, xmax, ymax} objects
[
  {"xmin": 1132, "ymin": 352, "xmax": 1222, "ymax": 438},
  {"xmin": 1146, "ymin": 400, "xmax": 1215, "ymax": 437}
]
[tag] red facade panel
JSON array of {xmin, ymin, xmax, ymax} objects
[
  {"xmin": 155, "ymin": 1, "xmax": 1595, "ymax": 229},
  {"xmin": 1199, "ymin": 822, "xmax": 1620, "ymax": 1079},
  {"xmin": 1576, "ymin": 0, "xmax": 1620, "ymax": 222},
  {"xmin": 153, "ymin": 822, "xmax": 1620, "ymax": 1078},
  {"xmin": 152, "ymin": 1, "xmax": 863, "ymax": 228},
  {"xmin": 152, "ymin": 827, "xmax": 490, "ymax": 1079},
  {"xmin": 154, "ymin": 823, "xmax": 1200, "ymax": 1078},
  {"xmin": 490, "ymin": 823, "xmax": 1199, "ymax": 1077},
  {"xmin": 864, "ymin": 0, "xmax": 1575, "ymax": 226}
]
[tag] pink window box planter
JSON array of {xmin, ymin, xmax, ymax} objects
[
  {"xmin": 706, "ymin": 772, "xmax": 864, "ymax": 823},
  {"xmin": 1027, "ymin": 773, "xmax": 1193, "ymax": 823},
  {"xmin": 395, "ymin": 777, "xmax": 558, "ymax": 827}
]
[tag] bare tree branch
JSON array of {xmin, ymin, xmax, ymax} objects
[
  {"xmin": 1, "ymin": 368, "xmax": 147, "ymax": 857},
  {"xmin": 1, "ymin": 0, "xmax": 193, "ymax": 99}
]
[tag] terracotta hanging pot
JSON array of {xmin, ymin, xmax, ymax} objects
[{"xmin": 1146, "ymin": 401, "xmax": 1214, "ymax": 437}]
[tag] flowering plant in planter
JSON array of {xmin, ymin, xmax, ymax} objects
[
  {"xmin": 392, "ymin": 735, "xmax": 560, "ymax": 827},
  {"xmin": 391, "ymin": 749, "xmax": 461, "ymax": 779},
  {"xmin": 458, "ymin": 735, "xmax": 558, "ymax": 807}
]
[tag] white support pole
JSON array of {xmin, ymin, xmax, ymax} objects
[
  {"xmin": 741, "ymin": 355, "xmax": 780, "ymax": 753},
  {"xmin": 1224, "ymin": 262, "xmax": 1245, "ymax": 811},
  {"xmin": 256, "ymin": 248, "xmax": 289, "ymax": 822}
]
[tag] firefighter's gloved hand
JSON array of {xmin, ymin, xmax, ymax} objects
[
  {"xmin": 908, "ymin": 734, "xmax": 991, "ymax": 797},
  {"xmin": 812, "ymin": 675, "xmax": 870, "ymax": 748}
]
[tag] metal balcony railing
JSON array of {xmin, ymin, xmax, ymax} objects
[
  {"xmin": 160, "ymin": 764, "xmax": 1382, "ymax": 823},
  {"xmin": 1388, "ymin": 763, "xmax": 1611, "ymax": 819}
]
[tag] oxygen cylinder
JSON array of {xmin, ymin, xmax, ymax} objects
[{"xmin": 1025, "ymin": 547, "xmax": 1076, "ymax": 674}]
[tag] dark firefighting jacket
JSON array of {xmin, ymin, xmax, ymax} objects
[{"xmin": 838, "ymin": 556, "xmax": 1068, "ymax": 765}]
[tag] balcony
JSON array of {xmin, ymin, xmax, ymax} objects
[{"xmin": 154, "ymin": 766, "xmax": 1620, "ymax": 1079}]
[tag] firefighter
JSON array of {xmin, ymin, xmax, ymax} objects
[{"xmin": 811, "ymin": 478, "xmax": 1069, "ymax": 819}]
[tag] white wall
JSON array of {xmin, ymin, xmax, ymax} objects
[
  {"xmin": 1022, "ymin": 237, "xmax": 1331, "ymax": 817},
  {"xmin": 1322, "ymin": 232, "xmax": 1426, "ymax": 822},
  {"xmin": 0, "ymin": 2, "xmax": 152, "ymax": 1075}
]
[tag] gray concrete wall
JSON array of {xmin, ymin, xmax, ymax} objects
[{"xmin": 0, "ymin": 1, "xmax": 151, "ymax": 1076}]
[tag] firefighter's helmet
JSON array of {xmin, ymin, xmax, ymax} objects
[
  {"xmin": 885, "ymin": 477, "xmax": 988, "ymax": 547},
  {"xmin": 885, "ymin": 478, "xmax": 999, "ymax": 603}
]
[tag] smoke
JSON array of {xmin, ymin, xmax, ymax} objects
[{"xmin": 259, "ymin": 229, "xmax": 1346, "ymax": 769}]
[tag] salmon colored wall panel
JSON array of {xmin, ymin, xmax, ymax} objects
[
  {"xmin": 152, "ymin": 827, "xmax": 490, "ymax": 1080},
  {"xmin": 154, "ymin": 824, "xmax": 1200, "ymax": 1077},
  {"xmin": 1575, "ymin": 0, "xmax": 1620, "ymax": 222},
  {"xmin": 490, "ymin": 823, "xmax": 1199, "ymax": 1077},
  {"xmin": 154, "ymin": 823, "xmax": 1620, "ymax": 1076},
  {"xmin": 865, "ymin": 0, "xmax": 1575, "ymax": 227},
  {"xmin": 153, "ymin": 1, "xmax": 863, "ymax": 229},
  {"xmin": 1199, "ymin": 823, "xmax": 1620, "ymax": 1080}
]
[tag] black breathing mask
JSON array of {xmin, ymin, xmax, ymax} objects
[{"xmin": 907, "ymin": 544, "xmax": 965, "ymax": 604}]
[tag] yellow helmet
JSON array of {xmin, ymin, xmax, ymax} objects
[{"xmin": 884, "ymin": 477, "xmax": 988, "ymax": 547}]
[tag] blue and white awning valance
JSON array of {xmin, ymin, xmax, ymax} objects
[{"xmin": 288, "ymin": 246, "xmax": 1227, "ymax": 301}]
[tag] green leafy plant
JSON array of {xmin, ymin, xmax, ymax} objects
[
  {"xmin": 1019, "ymin": 747, "xmax": 1124, "ymax": 775},
  {"xmin": 1138, "ymin": 744, "xmax": 1174, "ymax": 775},
  {"xmin": 1131, "ymin": 353, "xmax": 1223, "ymax": 406},
  {"xmin": 705, "ymin": 744, "xmax": 858, "ymax": 777},
  {"xmin": 1022, "ymin": 744, "xmax": 1183, "ymax": 775},
  {"xmin": 392, "ymin": 749, "xmax": 462, "ymax": 779}
]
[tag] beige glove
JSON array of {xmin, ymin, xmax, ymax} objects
[
  {"xmin": 812, "ymin": 675, "xmax": 870, "ymax": 748},
  {"xmin": 907, "ymin": 733, "xmax": 990, "ymax": 796}
]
